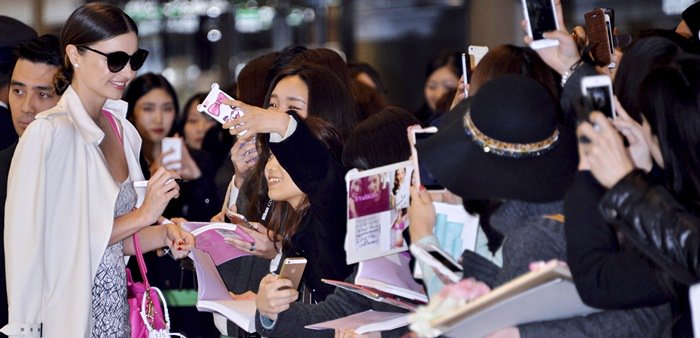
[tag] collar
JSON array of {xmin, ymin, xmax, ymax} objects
[
  {"xmin": 0, "ymin": 101, "xmax": 7, "ymax": 109},
  {"xmin": 59, "ymin": 86, "xmax": 128, "ymax": 145}
]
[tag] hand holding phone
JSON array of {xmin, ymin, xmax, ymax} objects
[
  {"xmin": 581, "ymin": 75, "xmax": 616, "ymax": 119},
  {"xmin": 409, "ymin": 127, "xmax": 445, "ymax": 192},
  {"xmin": 278, "ymin": 257, "xmax": 307, "ymax": 290},
  {"xmin": 161, "ymin": 137, "xmax": 182, "ymax": 170},
  {"xmin": 197, "ymin": 83, "xmax": 246, "ymax": 134},
  {"xmin": 522, "ymin": 0, "xmax": 560, "ymax": 49}
]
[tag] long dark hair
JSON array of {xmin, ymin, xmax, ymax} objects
[
  {"xmin": 55, "ymin": 2, "xmax": 138, "ymax": 94},
  {"xmin": 614, "ymin": 37, "xmax": 683, "ymax": 123},
  {"xmin": 640, "ymin": 54, "xmax": 700, "ymax": 206},
  {"xmin": 266, "ymin": 117, "xmax": 343, "ymax": 251}
]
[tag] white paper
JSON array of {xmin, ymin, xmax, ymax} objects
[{"xmin": 305, "ymin": 310, "xmax": 410, "ymax": 334}]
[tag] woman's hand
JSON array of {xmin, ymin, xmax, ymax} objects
[
  {"xmin": 163, "ymin": 222, "xmax": 195, "ymax": 259},
  {"xmin": 225, "ymin": 221, "xmax": 280, "ymax": 260},
  {"xmin": 578, "ymin": 112, "xmax": 635, "ymax": 188},
  {"xmin": 450, "ymin": 75, "xmax": 469, "ymax": 109},
  {"xmin": 408, "ymin": 185, "xmax": 436, "ymax": 243},
  {"xmin": 610, "ymin": 98, "xmax": 653, "ymax": 172},
  {"xmin": 256, "ymin": 274, "xmax": 299, "ymax": 321},
  {"xmin": 222, "ymin": 99, "xmax": 291, "ymax": 137},
  {"xmin": 522, "ymin": 0, "xmax": 580, "ymax": 75},
  {"xmin": 137, "ymin": 167, "xmax": 181, "ymax": 225},
  {"xmin": 230, "ymin": 136, "xmax": 259, "ymax": 188}
]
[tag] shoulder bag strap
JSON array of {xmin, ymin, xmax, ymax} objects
[{"xmin": 132, "ymin": 232, "xmax": 151, "ymax": 289}]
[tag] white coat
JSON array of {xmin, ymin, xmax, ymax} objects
[{"xmin": 2, "ymin": 86, "xmax": 145, "ymax": 337}]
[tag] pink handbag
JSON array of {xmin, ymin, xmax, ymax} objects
[{"xmin": 126, "ymin": 233, "xmax": 171, "ymax": 338}]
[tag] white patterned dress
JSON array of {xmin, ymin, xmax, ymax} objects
[{"xmin": 90, "ymin": 180, "xmax": 137, "ymax": 337}]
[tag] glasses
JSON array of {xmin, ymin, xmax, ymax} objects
[{"xmin": 78, "ymin": 45, "xmax": 149, "ymax": 73}]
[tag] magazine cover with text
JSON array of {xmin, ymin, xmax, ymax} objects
[{"xmin": 344, "ymin": 160, "xmax": 414, "ymax": 264}]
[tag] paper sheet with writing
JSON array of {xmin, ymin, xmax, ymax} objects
[{"xmin": 344, "ymin": 161, "xmax": 414, "ymax": 264}]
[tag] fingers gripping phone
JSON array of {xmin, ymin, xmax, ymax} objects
[
  {"xmin": 410, "ymin": 127, "xmax": 445, "ymax": 192},
  {"xmin": 585, "ymin": 8, "xmax": 615, "ymax": 67},
  {"xmin": 522, "ymin": 0, "xmax": 560, "ymax": 49},
  {"xmin": 279, "ymin": 257, "xmax": 307, "ymax": 290},
  {"xmin": 581, "ymin": 75, "xmax": 616, "ymax": 119}
]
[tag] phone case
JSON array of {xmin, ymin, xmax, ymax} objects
[
  {"xmin": 279, "ymin": 257, "xmax": 307, "ymax": 290},
  {"xmin": 161, "ymin": 137, "xmax": 182, "ymax": 170},
  {"xmin": 585, "ymin": 8, "xmax": 613, "ymax": 66},
  {"xmin": 197, "ymin": 83, "xmax": 244, "ymax": 125}
]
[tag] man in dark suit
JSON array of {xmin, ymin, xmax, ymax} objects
[
  {"xmin": 0, "ymin": 34, "xmax": 61, "ymax": 333},
  {"xmin": 0, "ymin": 16, "xmax": 37, "ymax": 152}
]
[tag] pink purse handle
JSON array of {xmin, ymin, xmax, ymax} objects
[{"xmin": 132, "ymin": 233, "xmax": 151, "ymax": 289}]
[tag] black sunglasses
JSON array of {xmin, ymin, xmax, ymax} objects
[{"xmin": 78, "ymin": 45, "xmax": 149, "ymax": 73}]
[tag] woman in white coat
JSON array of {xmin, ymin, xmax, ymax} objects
[{"xmin": 2, "ymin": 3, "xmax": 194, "ymax": 337}]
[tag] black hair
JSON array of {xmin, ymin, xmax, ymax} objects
[
  {"xmin": 13, "ymin": 34, "xmax": 61, "ymax": 68},
  {"xmin": 614, "ymin": 37, "xmax": 684, "ymax": 124},
  {"xmin": 342, "ymin": 106, "xmax": 419, "ymax": 170},
  {"xmin": 425, "ymin": 50, "xmax": 462, "ymax": 79},
  {"xmin": 349, "ymin": 61, "xmax": 386, "ymax": 94},
  {"xmin": 174, "ymin": 91, "xmax": 208, "ymax": 136},
  {"xmin": 640, "ymin": 54, "xmax": 700, "ymax": 205},
  {"xmin": 55, "ymin": 2, "xmax": 139, "ymax": 94},
  {"xmin": 123, "ymin": 72, "xmax": 179, "ymax": 125}
]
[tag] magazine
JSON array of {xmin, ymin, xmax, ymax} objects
[
  {"xmin": 417, "ymin": 265, "xmax": 598, "ymax": 337},
  {"xmin": 305, "ymin": 310, "xmax": 410, "ymax": 334},
  {"xmin": 344, "ymin": 161, "xmax": 415, "ymax": 264},
  {"xmin": 181, "ymin": 222, "xmax": 254, "ymax": 265}
]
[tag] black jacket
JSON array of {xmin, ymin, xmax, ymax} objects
[{"xmin": 269, "ymin": 112, "xmax": 354, "ymax": 301}]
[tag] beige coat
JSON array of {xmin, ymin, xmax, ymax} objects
[{"xmin": 2, "ymin": 86, "xmax": 145, "ymax": 337}]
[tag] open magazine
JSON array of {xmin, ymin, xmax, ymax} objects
[
  {"xmin": 412, "ymin": 264, "xmax": 598, "ymax": 338},
  {"xmin": 180, "ymin": 222, "xmax": 258, "ymax": 332},
  {"xmin": 344, "ymin": 161, "xmax": 414, "ymax": 264},
  {"xmin": 305, "ymin": 310, "xmax": 410, "ymax": 334},
  {"xmin": 181, "ymin": 222, "xmax": 254, "ymax": 265},
  {"xmin": 322, "ymin": 253, "xmax": 427, "ymax": 311}
]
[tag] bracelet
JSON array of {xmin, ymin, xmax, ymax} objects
[{"xmin": 560, "ymin": 59, "xmax": 584, "ymax": 88}]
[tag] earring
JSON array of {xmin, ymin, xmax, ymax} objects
[{"xmin": 73, "ymin": 64, "xmax": 79, "ymax": 68}]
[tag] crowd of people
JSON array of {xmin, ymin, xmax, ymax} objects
[{"xmin": 2, "ymin": 0, "xmax": 700, "ymax": 337}]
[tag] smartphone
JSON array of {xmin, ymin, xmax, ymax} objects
[
  {"xmin": 581, "ymin": 75, "xmax": 616, "ymax": 119},
  {"xmin": 460, "ymin": 53, "xmax": 469, "ymax": 96},
  {"xmin": 521, "ymin": 0, "xmax": 560, "ymax": 49},
  {"xmin": 467, "ymin": 45, "xmax": 489, "ymax": 71},
  {"xmin": 197, "ymin": 83, "xmax": 246, "ymax": 133},
  {"xmin": 584, "ymin": 8, "xmax": 614, "ymax": 67},
  {"xmin": 410, "ymin": 243, "xmax": 463, "ymax": 283},
  {"xmin": 278, "ymin": 257, "xmax": 307, "ymax": 290},
  {"xmin": 226, "ymin": 211, "xmax": 255, "ymax": 230},
  {"xmin": 409, "ymin": 127, "xmax": 445, "ymax": 192},
  {"xmin": 161, "ymin": 137, "xmax": 182, "ymax": 170}
]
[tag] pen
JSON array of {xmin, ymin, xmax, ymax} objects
[{"xmin": 133, "ymin": 179, "xmax": 188, "ymax": 188}]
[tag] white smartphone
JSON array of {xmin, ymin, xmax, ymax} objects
[
  {"xmin": 581, "ymin": 75, "xmax": 616, "ymax": 119},
  {"xmin": 161, "ymin": 137, "xmax": 182, "ymax": 170},
  {"xmin": 460, "ymin": 53, "xmax": 469, "ymax": 97},
  {"xmin": 410, "ymin": 243, "xmax": 463, "ymax": 283},
  {"xmin": 604, "ymin": 14, "xmax": 616, "ymax": 68},
  {"xmin": 409, "ymin": 127, "xmax": 445, "ymax": 192},
  {"xmin": 278, "ymin": 257, "xmax": 307, "ymax": 290},
  {"xmin": 467, "ymin": 45, "xmax": 489, "ymax": 70},
  {"xmin": 522, "ymin": 0, "xmax": 560, "ymax": 49}
]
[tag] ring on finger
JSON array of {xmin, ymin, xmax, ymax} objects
[{"xmin": 249, "ymin": 243, "xmax": 256, "ymax": 252}]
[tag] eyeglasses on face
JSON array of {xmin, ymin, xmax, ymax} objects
[{"xmin": 78, "ymin": 45, "xmax": 149, "ymax": 73}]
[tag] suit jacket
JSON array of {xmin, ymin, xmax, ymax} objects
[
  {"xmin": 0, "ymin": 105, "xmax": 18, "ymax": 151},
  {"xmin": 0, "ymin": 141, "xmax": 16, "ymax": 331},
  {"xmin": 2, "ymin": 86, "xmax": 145, "ymax": 337}
]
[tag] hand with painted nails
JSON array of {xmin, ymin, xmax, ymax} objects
[
  {"xmin": 163, "ymin": 222, "xmax": 195, "ymax": 259},
  {"xmin": 230, "ymin": 136, "xmax": 259, "ymax": 188}
]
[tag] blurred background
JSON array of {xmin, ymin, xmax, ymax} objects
[{"xmin": 2, "ymin": 0, "xmax": 693, "ymax": 112}]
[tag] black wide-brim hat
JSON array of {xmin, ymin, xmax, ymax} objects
[{"xmin": 417, "ymin": 75, "xmax": 578, "ymax": 202}]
